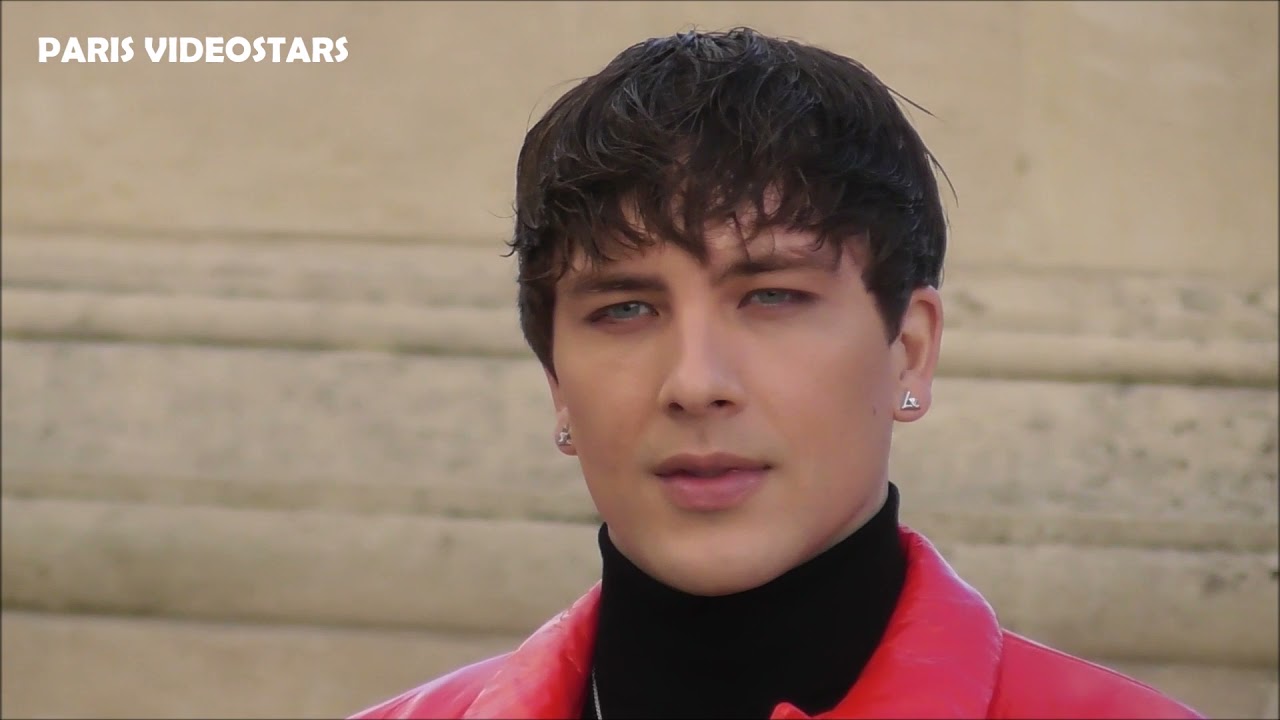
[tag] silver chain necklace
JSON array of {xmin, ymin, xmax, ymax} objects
[{"xmin": 591, "ymin": 668, "xmax": 604, "ymax": 719}]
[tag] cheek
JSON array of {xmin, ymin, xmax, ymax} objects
[
  {"xmin": 558, "ymin": 355, "xmax": 655, "ymax": 447},
  {"xmin": 766, "ymin": 338, "xmax": 895, "ymax": 455},
  {"xmin": 557, "ymin": 364, "xmax": 658, "ymax": 514}
]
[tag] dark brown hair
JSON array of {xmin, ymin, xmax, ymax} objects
[{"xmin": 507, "ymin": 27, "xmax": 950, "ymax": 376}]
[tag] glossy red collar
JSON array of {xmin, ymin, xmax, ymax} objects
[{"xmin": 465, "ymin": 527, "xmax": 1002, "ymax": 719}]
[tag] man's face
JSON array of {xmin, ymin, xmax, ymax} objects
[{"xmin": 547, "ymin": 222, "xmax": 941, "ymax": 596}]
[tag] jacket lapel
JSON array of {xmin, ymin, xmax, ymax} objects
[
  {"xmin": 463, "ymin": 527, "xmax": 1002, "ymax": 719},
  {"xmin": 464, "ymin": 583, "xmax": 601, "ymax": 719},
  {"xmin": 808, "ymin": 527, "xmax": 1003, "ymax": 719}
]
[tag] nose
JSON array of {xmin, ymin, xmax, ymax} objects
[{"xmin": 657, "ymin": 314, "xmax": 745, "ymax": 418}]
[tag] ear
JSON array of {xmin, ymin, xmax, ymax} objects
[
  {"xmin": 544, "ymin": 366, "xmax": 577, "ymax": 456},
  {"xmin": 891, "ymin": 286, "xmax": 943, "ymax": 423}
]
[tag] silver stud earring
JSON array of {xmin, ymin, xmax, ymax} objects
[
  {"xmin": 556, "ymin": 427, "xmax": 573, "ymax": 447},
  {"xmin": 900, "ymin": 390, "xmax": 920, "ymax": 410}
]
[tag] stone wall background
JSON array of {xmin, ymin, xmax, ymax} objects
[{"xmin": 1, "ymin": 2, "xmax": 1276, "ymax": 718}]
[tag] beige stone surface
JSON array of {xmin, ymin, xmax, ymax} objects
[
  {"xmin": 3, "ymin": 2, "xmax": 1276, "ymax": 276},
  {"xmin": 1264, "ymin": 681, "xmax": 1280, "ymax": 720},
  {"xmin": 6, "ymin": 288, "xmax": 1275, "ymax": 386},
  {"xmin": 3, "ymin": 341, "xmax": 1274, "ymax": 527},
  {"xmin": 3, "ymin": 233, "xmax": 1278, "ymax": 387},
  {"xmin": 1013, "ymin": 1, "xmax": 1278, "ymax": 276},
  {"xmin": 3, "ymin": 498, "xmax": 1276, "ymax": 665},
  {"xmin": 941, "ymin": 542, "xmax": 1279, "ymax": 666},
  {"xmin": 4, "ymin": 234, "xmax": 1278, "ymax": 342},
  {"xmin": 1, "ymin": 233, "xmax": 524, "ymax": 309},
  {"xmin": 5, "ymin": 610, "xmax": 1275, "ymax": 720},
  {"xmin": 3, "ymin": 2, "xmax": 1276, "ymax": 714},
  {"xmin": 0, "ymin": 611, "xmax": 522, "ymax": 719},
  {"xmin": 7, "ymin": 467, "xmax": 1275, "ymax": 556},
  {"xmin": 1, "ymin": 498, "xmax": 604, "ymax": 635}
]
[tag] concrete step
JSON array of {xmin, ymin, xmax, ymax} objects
[
  {"xmin": 3, "ymin": 3, "xmax": 1276, "ymax": 277},
  {"xmin": 3, "ymin": 498, "xmax": 1275, "ymax": 666},
  {"xmin": 0, "ymin": 610, "xmax": 521, "ymax": 720},
  {"xmin": 2, "ymin": 233, "xmax": 1276, "ymax": 388},
  {"xmin": 6, "ymin": 287, "xmax": 1274, "ymax": 387},
  {"xmin": 4, "ymin": 234, "xmax": 1276, "ymax": 342},
  {"xmin": 3, "ymin": 340, "xmax": 1275, "ymax": 532},
  {"xmin": 2, "ymin": 610, "xmax": 1276, "ymax": 719}
]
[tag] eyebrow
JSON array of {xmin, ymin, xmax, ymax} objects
[{"xmin": 563, "ymin": 250, "xmax": 839, "ymax": 299}]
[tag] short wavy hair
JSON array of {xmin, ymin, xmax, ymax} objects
[{"xmin": 507, "ymin": 27, "xmax": 949, "ymax": 375}]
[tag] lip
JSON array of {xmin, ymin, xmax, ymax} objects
[
  {"xmin": 660, "ymin": 468, "xmax": 768, "ymax": 511},
  {"xmin": 653, "ymin": 453, "xmax": 770, "ymax": 512},
  {"xmin": 653, "ymin": 452, "xmax": 770, "ymax": 477}
]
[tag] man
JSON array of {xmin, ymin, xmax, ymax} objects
[{"xmin": 353, "ymin": 27, "xmax": 1202, "ymax": 719}]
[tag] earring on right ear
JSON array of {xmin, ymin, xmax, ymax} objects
[
  {"xmin": 556, "ymin": 426, "xmax": 573, "ymax": 447},
  {"xmin": 900, "ymin": 390, "xmax": 920, "ymax": 410}
]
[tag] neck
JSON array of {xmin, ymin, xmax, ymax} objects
[{"xmin": 587, "ymin": 483, "xmax": 906, "ymax": 719}]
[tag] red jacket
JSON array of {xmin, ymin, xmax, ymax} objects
[{"xmin": 351, "ymin": 527, "xmax": 1203, "ymax": 719}]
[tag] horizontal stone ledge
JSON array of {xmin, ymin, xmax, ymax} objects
[
  {"xmin": 0, "ymin": 498, "xmax": 604, "ymax": 639},
  {"xmin": 3, "ymin": 341, "xmax": 1274, "ymax": 529},
  {"xmin": 0, "ymin": 288, "xmax": 526, "ymax": 358},
  {"xmin": 2, "ymin": 498, "xmax": 1276, "ymax": 666},
  {"xmin": 6, "ymin": 611, "xmax": 1274, "ymax": 720},
  {"xmin": 2, "ymin": 288, "xmax": 1276, "ymax": 387},
  {"xmin": 3, "ymin": 471, "xmax": 1275, "ymax": 555},
  {"xmin": 3, "ymin": 232, "xmax": 1277, "ymax": 344},
  {"xmin": 0, "ymin": 232, "xmax": 520, "ymax": 309},
  {"xmin": 1, "ymin": 610, "xmax": 522, "ymax": 719}
]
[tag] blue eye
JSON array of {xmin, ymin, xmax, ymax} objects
[
  {"xmin": 748, "ymin": 289, "xmax": 796, "ymax": 305},
  {"xmin": 599, "ymin": 302, "xmax": 653, "ymax": 321}
]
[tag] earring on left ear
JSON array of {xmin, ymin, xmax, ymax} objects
[
  {"xmin": 556, "ymin": 427, "xmax": 573, "ymax": 447},
  {"xmin": 900, "ymin": 390, "xmax": 920, "ymax": 410}
]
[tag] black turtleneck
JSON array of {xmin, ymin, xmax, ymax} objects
[{"xmin": 584, "ymin": 483, "xmax": 907, "ymax": 720}]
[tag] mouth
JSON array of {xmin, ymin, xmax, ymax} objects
[
  {"xmin": 652, "ymin": 452, "xmax": 772, "ymax": 512},
  {"xmin": 652, "ymin": 452, "xmax": 772, "ymax": 479}
]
